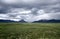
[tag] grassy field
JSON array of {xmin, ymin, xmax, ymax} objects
[{"xmin": 0, "ymin": 23, "xmax": 60, "ymax": 39}]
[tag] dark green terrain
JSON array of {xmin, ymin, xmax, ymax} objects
[{"xmin": 0, "ymin": 23, "xmax": 60, "ymax": 39}]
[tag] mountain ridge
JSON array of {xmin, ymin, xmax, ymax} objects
[
  {"xmin": 33, "ymin": 19, "xmax": 60, "ymax": 23},
  {"xmin": 0, "ymin": 19, "xmax": 60, "ymax": 23}
]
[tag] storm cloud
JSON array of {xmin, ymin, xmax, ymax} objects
[{"xmin": 0, "ymin": 0, "xmax": 60, "ymax": 22}]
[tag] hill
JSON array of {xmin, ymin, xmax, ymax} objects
[{"xmin": 33, "ymin": 19, "xmax": 60, "ymax": 23}]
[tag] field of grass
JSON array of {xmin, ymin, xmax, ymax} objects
[{"xmin": 0, "ymin": 23, "xmax": 60, "ymax": 39}]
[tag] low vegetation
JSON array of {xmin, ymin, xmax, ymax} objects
[{"xmin": 0, "ymin": 23, "xmax": 60, "ymax": 39}]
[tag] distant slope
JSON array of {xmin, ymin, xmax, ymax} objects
[
  {"xmin": 0, "ymin": 19, "xmax": 60, "ymax": 23},
  {"xmin": 19, "ymin": 20, "xmax": 26, "ymax": 23},
  {"xmin": 33, "ymin": 19, "xmax": 60, "ymax": 23},
  {"xmin": 0, "ymin": 19, "xmax": 15, "ymax": 22},
  {"xmin": 0, "ymin": 19, "xmax": 26, "ymax": 23}
]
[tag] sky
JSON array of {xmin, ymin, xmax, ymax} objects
[{"xmin": 0, "ymin": 0, "xmax": 60, "ymax": 22}]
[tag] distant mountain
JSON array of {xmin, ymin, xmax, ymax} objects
[
  {"xmin": 19, "ymin": 20, "xmax": 26, "ymax": 23},
  {"xmin": 0, "ymin": 19, "xmax": 60, "ymax": 23},
  {"xmin": 33, "ymin": 19, "xmax": 60, "ymax": 23},
  {"xmin": 0, "ymin": 19, "xmax": 15, "ymax": 22},
  {"xmin": 0, "ymin": 19, "xmax": 26, "ymax": 23}
]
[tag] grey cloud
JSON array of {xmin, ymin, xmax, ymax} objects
[
  {"xmin": 0, "ymin": 0, "xmax": 60, "ymax": 22},
  {"xmin": 0, "ymin": 0, "xmax": 60, "ymax": 12}
]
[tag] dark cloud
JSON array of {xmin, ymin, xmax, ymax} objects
[
  {"xmin": 0, "ymin": 0, "xmax": 60, "ymax": 22},
  {"xmin": 0, "ymin": 0, "xmax": 60, "ymax": 12}
]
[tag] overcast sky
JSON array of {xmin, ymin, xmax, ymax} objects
[{"xmin": 0, "ymin": 0, "xmax": 60, "ymax": 22}]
